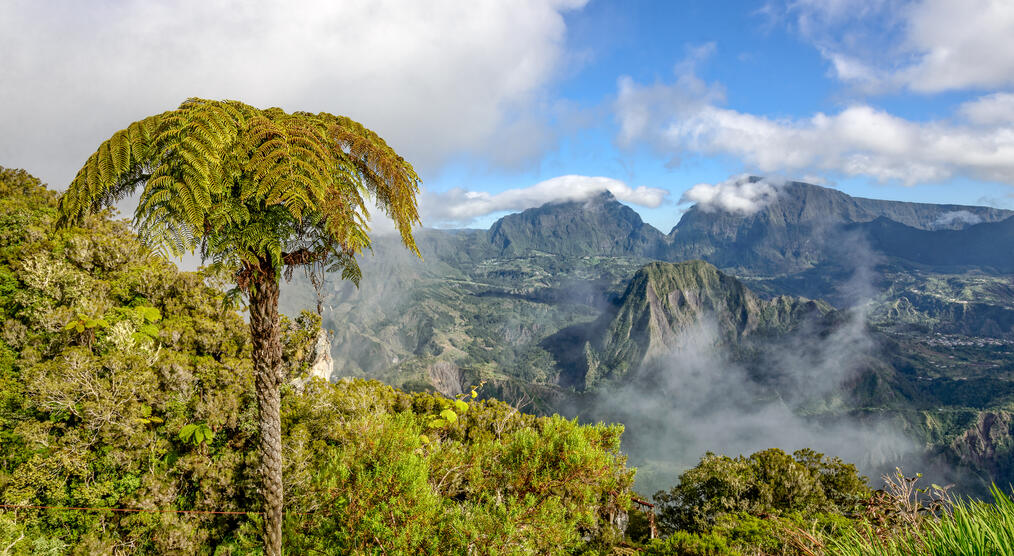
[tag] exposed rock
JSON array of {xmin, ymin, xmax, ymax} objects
[
  {"xmin": 488, "ymin": 191, "xmax": 667, "ymax": 258},
  {"xmin": 310, "ymin": 330, "xmax": 335, "ymax": 381},
  {"xmin": 304, "ymin": 330, "xmax": 334, "ymax": 383},
  {"xmin": 591, "ymin": 260, "xmax": 830, "ymax": 385},
  {"xmin": 427, "ymin": 360, "xmax": 463, "ymax": 397},
  {"xmin": 950, "ymin": 411, "xmax": 1014, "ymax": 479}
]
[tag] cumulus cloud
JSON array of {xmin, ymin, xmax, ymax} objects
[
  {"xmin": 782, "ymin": 0, "xmax": 1014, "ymax": 93},
  {"xmin": 615, "ymin": 64, "xmax": 1014, "ymax": 184},
  {"xmin": 960, "ymin": 93, "xmax": 1014, "ymax": 126},
  {"xmin": 679, "ymin": 175, "xmax": 781, "ymax": 215},
  {"xmin": 0, "ymin": 0, "xmax": 586, "ymax": 188},
  {"xmin": 899, "ymin": 0, "xmax": 1014, "ymax": 93},
  {"xmin": 420, "ymin": 175, "xmax": 668, "ymax": 226},
  {"xmin": 932, "ymin": 210, "xmax": 984, "ymax": 229}
]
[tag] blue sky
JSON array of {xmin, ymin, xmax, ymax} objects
[{"xmin": 3, "ymin": 0, "xmax": 1014, "ymax": 232}]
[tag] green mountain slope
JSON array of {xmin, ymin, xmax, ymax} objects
[
  {"xmin": 588, "ymin": 261, "xmax": 831, "ymax": 386},
  {"xmin": 279, "ymin": 178, "xmax": 1014, "ymax": 494}
]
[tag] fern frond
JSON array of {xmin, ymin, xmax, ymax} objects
[{"xmin": 59, "ymin": 98, "xmax": 422, "ymax": 275}]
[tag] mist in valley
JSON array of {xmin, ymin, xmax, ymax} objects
[{"xmin": 568, "ymin": 232, "xmax": 960, "ymax": 496}]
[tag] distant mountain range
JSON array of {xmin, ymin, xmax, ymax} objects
[
  {"xmin": 280, "ymin": 178, "xmax": 1014, "ymax": 494},
  {"xmin": 488, "ymin": 179, "xmax": 1013, "ymax": 275}
]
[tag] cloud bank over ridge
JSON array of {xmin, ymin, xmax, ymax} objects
[
  {"xmin": 420, "ymin": 175, "xmax": 669, "ymax": 227},
  {"xmin": 679, "ymin": 175, "xmax": 782, "ymax": 216}
]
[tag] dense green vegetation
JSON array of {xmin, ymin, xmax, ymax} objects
[
  {"xmin": 0, "ymin": 168, "xmax": 633, "ymax": 553},
  {"xmin": 654, "ymin": 449, "xmax": 870, "ymax": 536},
  {"xmin": 641, "ymin": 448, "xmax": 870, "ymax": 555},
  {"xmin": 639, "ymin": 449, "xmax": 1014, "ymax": 556}
]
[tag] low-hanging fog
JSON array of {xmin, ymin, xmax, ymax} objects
[{"xmin": 566, "ymin": 231, "xmax": 958, "ymax": 496}]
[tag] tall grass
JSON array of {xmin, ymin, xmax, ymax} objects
[{"xmin": 830, "ymin": 485, "xmax": 1014, "ymax": 556}]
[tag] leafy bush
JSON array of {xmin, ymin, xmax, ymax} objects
[
  {"xmin": 654, "ymin": 448, "xmax": 870, "ymax": 535},
  {"xmin": 642, "ymin": 531, "xmax": 741, "ymax": 556}
]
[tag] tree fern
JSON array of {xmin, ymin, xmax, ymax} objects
[{"xmin": 57, "ymin": 98, "xmax": 422, "ymax": 555}]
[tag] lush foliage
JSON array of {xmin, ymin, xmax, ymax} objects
[
  {"xmin": 645, "ymin": 450, "xmax": 1014, "ymax": 556},
  {"xmin": 0, "ymin": 168, "xmax": 634, "ymax": 554},
  {"xmin": 654, "ymin": 448, "xmax": 870, "ymax": 535},
  {"xmin": 56, "ymin": 98, "xmax": 421, "ymax": 272},
  {"xmin": 283, "ymin": 382, "xmax": 633, "ymax": 554},
  {"xmin": 641, "ymin": 530, "xmax": 742, "ymax": 556},
  {"xmin": 56, "ymin": 97, "xmax": 426, "ymax": 554},
  {"xmin": 642, "ymin": 449, "xmax": 870, "ymax": 555}
]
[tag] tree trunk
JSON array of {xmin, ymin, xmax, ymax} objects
[{"xmin": 249, "ymin": 258, "xmax": 284, "ymax": 556}]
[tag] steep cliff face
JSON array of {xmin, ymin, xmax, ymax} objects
[
  {"xmin": 950, "ymin": 411, "xmax": 1014, "ymax": 485},
  {"xmin": 855, "ymin": 216, "xmax": 1014, "ymax": 273},
  {"xmin": 427, "ymin": 360, "xmax": 463, "ymax": 397},
  {"xmin": 589, "ymin": 260, "xmax": 830, "ymax": 385}
]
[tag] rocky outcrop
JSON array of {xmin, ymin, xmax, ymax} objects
[
  {"xmin": 309, "ymin": 330, "xmax": 335, "ymax": 381},
  {"xmin": 289, "ymin": 330, "xmax": 334, "ymax": 390},
  {"xmin": 590, "ymin": 260, "xmax": 830, "ymax": 384},
  {"xmin": 950, "ymin": 411, "xmax": 1014, "ymax": 480},
  {"xmin": 427, "ymin": 360, "xmax": 463, "ymax": 397}
]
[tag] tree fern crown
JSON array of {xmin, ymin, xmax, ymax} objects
[{"xmin": 58, "ymin": 98, "xmax": 422, "ymax": 281}]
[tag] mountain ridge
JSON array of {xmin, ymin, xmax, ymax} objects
[
  {"xmin": 585, "ymin": 260, "xmax": 833, "ymax": 387},
  {"xmin": 487, "ymin": 191, "xmax": 667, "ymax": 258},
  {"xmin": 473, "ymin": 179, "xmax": 1013, "ymax": 276}
]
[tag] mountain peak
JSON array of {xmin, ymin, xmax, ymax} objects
[
  {"xmin": 487, "ymin": 191, "xmax": 664, "ymax": 257},
  {"xmin": 588, "ymin": 260, "xmax": 830, "ymax": 386}
]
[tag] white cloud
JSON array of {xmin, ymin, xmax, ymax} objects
[
  {"xmin": 782, "ymin": 0, "xmax": 1014, "ymax": 93},
  {"xmin": 679, "ymin": 175, "xmax": 781, "ymax": 215},
  {"xmin": 615, "ymin": 66, "xmax": 1014, "ymax": 185},
  {"xmin": 959, "ymin": 93, "xmax": 1014, "ymax": 126},
  {"xmin": 932, "ymin": 210, "xmax": 984, "ymax": 229},
  {"xmin": 0, "ymin": 0, "xmax": 586, "ymax": 188},
  {"xmin": 900, "ymin": 0, "xmax": 1014, "ymax": 93},
  {"xmin": 420, "ymin": 175, "xmax": 668, "ymax": 226},
  {"xmin": 615, "ymin": 43, "xmax": 724, "ymax": 152}
]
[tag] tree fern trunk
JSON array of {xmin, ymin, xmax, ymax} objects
[{"xmin": 250, "ymin": 259, "xmax": 284, "ymax": 556}]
